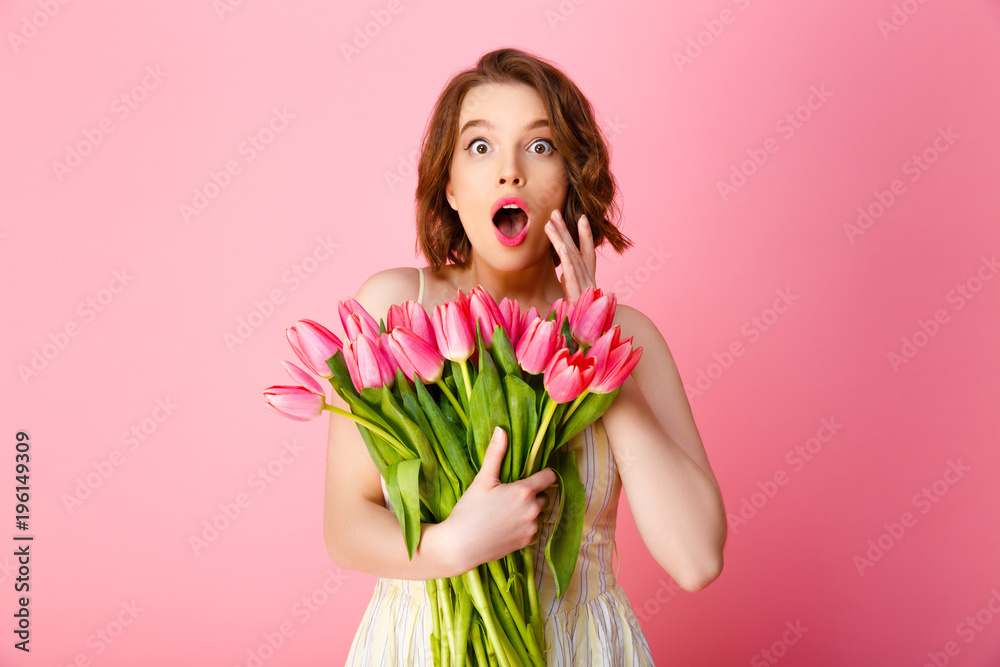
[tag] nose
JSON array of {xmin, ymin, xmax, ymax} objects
[{"xmin": 497, "ymin": 150, "xmax": 523, "ymax": 186}]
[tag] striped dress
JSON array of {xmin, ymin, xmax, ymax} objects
[{"xmin": 344, "ymin": 268, "xmax": 655, "ymax": 665}]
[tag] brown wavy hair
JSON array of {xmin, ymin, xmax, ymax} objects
[{"xmin": 415, "ymin": 47, "xmax": 632, "ymax": 269}]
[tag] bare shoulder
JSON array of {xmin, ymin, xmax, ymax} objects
[
  {"xmin": 353, "ymin": 267, "xmax": 421, "ymax": 319},
  {"xmin": 613, "ymin": 303, "xmax": 674, "ymax": 363}
]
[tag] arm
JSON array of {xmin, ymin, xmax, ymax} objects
[
  {"xmin": 322, "ymin": 269, "xmax": 555, "ymax": 580},
  {"xmin": 600, "ymin": 305, "xmax": 727, "ymax": 592}
]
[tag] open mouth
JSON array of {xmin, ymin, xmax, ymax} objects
[{"xmin": 492, "ymin": 205, "xmax": 528, "ymax": 239}]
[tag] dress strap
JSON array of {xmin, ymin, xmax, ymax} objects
[{"xmin": 416, "ymin": 266, "xmax": 425, "ymax": 306}]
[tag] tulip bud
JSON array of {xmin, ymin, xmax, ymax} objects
[
  {"xmin": 543, "ymin": 348, "xmax": 597, "ymax": 404},
  {"xmin": 431, "ymin": 301, "xmax": 475, "ymax": 363},
  {"xmin": 498, "ymin": 297, "xmax": 522, "ymax": 348},
  {"xmin": 338, "ymin": 297, "xmax": 381, "ymax": 341},
  {"xmin": 286, "ymin": 319, "xmax": 343, "ymax": 378},
  {"xmin": 517, "ymin": 317, "xmax": 565, "ymax": 375},
  {"xmin": 281, "ymin": 360, "xmax": 324, "ymax": 396},
  {"xmin": 569, "ymin": 287, "xmax": 617, "ymax": 346},
  {"xmin": 469, "ymin": 286, "xmax": 504, "ymax": 348},
  {"xmin": 548, "ymin": 298, "xmax": 570, "ymax": 326},
  {"xmin": 344, "ymin": 334, "xmax": 396, "ymax": 392},
  {"xmin": 388, "ymin": 301, "xmax": 437, "ymax": 348},
  {"xmin": 387, "ymin": 326, "xmax": 445, "ymax": 383},
  {"xmin": 586, "ymin": 325, "xmax": 643, "ymax": 394},
  {"xmin": 263, "ymin": 385, "xmax": 325, "ymax": 422}
]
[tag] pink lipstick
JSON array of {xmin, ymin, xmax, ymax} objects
[{"xmin": 491, "ymin": 196, "xmax": 530, "ymax": 247}]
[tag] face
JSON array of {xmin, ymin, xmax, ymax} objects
[{"xmin": 445, "ymin": 82, "xmax": 569, "ymax": 272}]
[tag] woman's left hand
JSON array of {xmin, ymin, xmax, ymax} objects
[{"xmin": 545, "ymin": 209, "xmax": 597, "ymax": 303}]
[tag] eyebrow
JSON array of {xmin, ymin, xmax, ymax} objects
[{"xmin": 459, "ymin": 118, "xmax": 550, "ymax": 135}]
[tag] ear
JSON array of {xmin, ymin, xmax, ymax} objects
[{"xmin": 445, "ymin": 178, "xmax": 456, "ymax": 211}]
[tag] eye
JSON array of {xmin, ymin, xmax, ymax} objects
[
  {"xmin": 464, "ymin": 138, "xmax": 491, "ymax": 154},
  {"xmin": 529, "ymin": 139, "xmax": 555, "ymax": 155}
]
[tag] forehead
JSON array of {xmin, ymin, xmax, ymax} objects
[{"xmin": 457, "ymin": 82, "xmax": 548, "ymax": 125}]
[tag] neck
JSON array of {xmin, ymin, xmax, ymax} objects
[{"xmin": 457, "ymin": 252, "xmax": 565, "ymax": 313}]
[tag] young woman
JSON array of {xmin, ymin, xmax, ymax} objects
[{"xmin": 324, "ymin": 47, "xmax": 727, "ymax": 664}]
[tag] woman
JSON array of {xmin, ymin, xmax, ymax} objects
[{"xmin": 324, "ymin": 47, "xmax": 727, "ymax": 664}]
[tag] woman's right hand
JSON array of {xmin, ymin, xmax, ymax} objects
[{"xmin": 440, "ymin": 426, "xmax": 558, "ymax": 572}]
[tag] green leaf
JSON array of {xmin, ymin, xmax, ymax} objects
[
  {"xmin": 327, "ymin": 350, "xmax": 358, "ymax": 398},
  {"xmin": 415, "ymin": 379, "xmax": 475, "ymax": 491},
  {"xmin": 557, "ymin": 389, "xmax": 620, "ymax": 447},
  {"xmin": 334, "ymin": 386, "xmax": 409, "ymax": 460},
  {"xmin": 376, "ymin": 385, "xmax": 436, "ymax": 483},
  {"xmin": 560, "ymin": 317, "xmax": 577, "ymax": 355},
  {"xmin": 385, "ymin": 459, "xmax": 422, "ymax": 560},
  {"xmin": 540, "ymin": 402, "xmax": 568, "ymax": 471},
  {"xmin": 504, "ymin": 374, "xmax": 537, "ymax": 482},
  {"xmin": 491, "ymin": 326, "xmax": 522, "ymax": 380},
  {"xmin": 469, "ymin": 341, "xmax": 510, "ymax": 479},
  {"xmin": 545, "ymin": 449, "xmax": 586, "ymax": 598}
]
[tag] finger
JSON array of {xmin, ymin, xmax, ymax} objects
[
  {"xmin": 578, "ymin": 214, "xmax": 597, "ymax": 279},
  {"xmin": 546, "ymin": 213, "xmax": 585, "ymax": 300},
  {"xmin": 523, "ymin": 466, "xmax": 557, "ymax": 492},
  {"xmin": 476, "ymin": 426, "xmax": 507, "ymax": 483},
  {"xmin": 555, "ymin": 211, "xmax": 593, "ymax": 293}
]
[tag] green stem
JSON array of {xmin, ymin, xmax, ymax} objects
[
  {"xmin": 427, "ymin": 578, "xmax": 442, "ymax": 666},
  {"xmin": 522, "ymin": 399, "xmax": 558, "ymax": 477},
  {"xmin": 435, "ymin": 378, "xmax": 469, "ymax": 427},
  {"xmin": 460, "ymin": 361, "xmax": 473, "ymax": 400},
  {"xmin": 486, "ymin": 560, "xmax": 544, "ymax": 665},
  {"xmin": 438, "ymin": 578, "xmax": 457, "ymax": 665},
  {"xmin": 321, "ymin": 404, "xmax": 407, "ymax": 453},
  {"xmin": 461, "ymin": 568, "xmax": 513, "ymax": 667},
  {"xmin": 521, "ymin": 548, "xmax": 544, "ymax": 654},
  {"xmin": 559, "ymin": 391, "xmax": 589, "ymax": 427}
]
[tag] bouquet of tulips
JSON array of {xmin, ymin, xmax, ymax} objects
[{"xmin": 263, "ymin": 285, "xmax": 641, "ymax": 666}]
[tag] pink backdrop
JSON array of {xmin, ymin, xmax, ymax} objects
[{"xmin": 3, "ymin": 0, "xmax": 999, "ymax": 665}]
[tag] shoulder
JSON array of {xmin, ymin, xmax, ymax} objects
[
  {"xmin": 353, "ymin": 267, "xmax": 421, "ymax": 319},
  {"xmin": 611, "ymin": 303, "xmax": 680, "ymax": 378}
]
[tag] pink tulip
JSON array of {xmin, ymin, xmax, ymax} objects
[
  {"xmin": 339, "ymin": 297, "xmax": 380, "ymax": 341},
  {"xmin": 281, "ymin": 360, "xmax": 324, "ymax": 396},
  {"xmin": 543, "ymin": 348, "xmax": 597, "ymax": 404},
  {"xmin": 498, "ymin": 297, "xmax": 522, "ymax": 347},
  {"xmin": 431, "ymin": 301, "xmax": 475, "ymax": 363},
  {"xmin": 569, "ymin": 287, "xmax": 617, "ymax": 346},
  {"xmin": 263, "ymin": 385, "xmax": 325, "ymax": 422},
  {"xmin": 586, "ymin": 325, "xmax": 643, "ymax": 394},
  {"xmin": 387, "ymin": 301, "xmax": 437, "ymax": 347},
  {"xmin": 469, "ymin": 286, "xmax": 504, "ymax": 348},
  {"xmin": 344, "ymin": 334, "xmax": 396, "ymax": 392},
  {"xmin": 520, "ymin": 305, "xmax": 540, "ymax": 333},
  {"xmin": 516, "ymin": 317, "xmax": 565, "ymax": 375},
  {"xmin": 378, "ymin": 332, "xmax": 400, "ymax": 377},
  {"xmin": 548, "ymin": 298, "xmax": 570, "ymax": 327},
  {"xmin": 387, "ymin": 326, "xmax": 445, "ymax": 383},
  {"xmin": 286, "ymin": 319, "xmax": 343, "ymax": 378}
]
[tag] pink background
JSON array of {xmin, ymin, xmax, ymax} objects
[{"xmin": 3, "ymin": 0, "xmax": 1000, "ymax": 665}]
